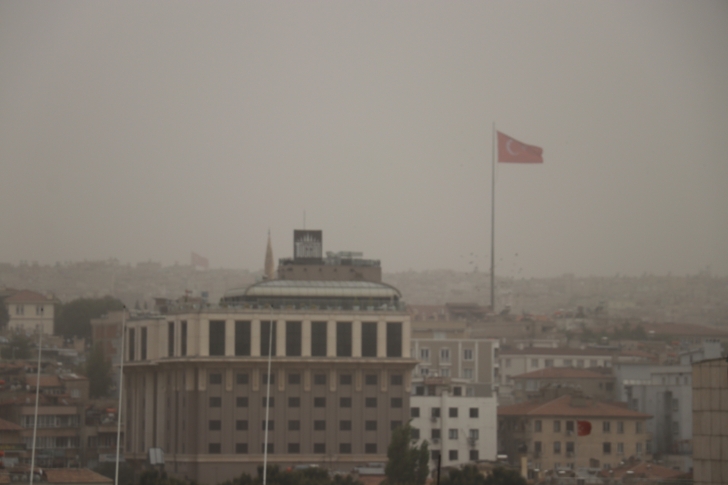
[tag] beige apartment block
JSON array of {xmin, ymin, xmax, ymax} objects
[
  {"xmin": 498, "ymin": 394, "xmax": 651, "ymax": 473},
  {"xmin": 692, "ymin": 357, "xmax": 728, "ymax": 485},
  {"xmin": 3, "ymin": 289, "xmax": 58, "ymax": 335}
]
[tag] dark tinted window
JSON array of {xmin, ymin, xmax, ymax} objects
[
  {"xmin": 311, "ymin": 321, "xmax": 327, "ymax": 356},
  {"xmin": 361, "ymin": 322, "xmax": 377, "ymax": 357},
  {"xmin": 261, "ymin": 320, "xmax": 277, "ymax": 356},
  {"xmin": 386, "ymin": 322, "xmax": 402, "ymax": 357},
  {"xmin": 209, "ymin": 320, "xmax": 225, "ymax": 356},
  {"xmin": 336, "ymin": 322, "xmax": 352, "ymax": 356},
  {"xmin": 235, "ymin": 321, "xmax": 251, "ymax": 356},
  {"xmin": 286, "ymin": 321, "xmax": 302, "ymax": 356}
]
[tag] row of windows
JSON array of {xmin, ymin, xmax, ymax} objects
[
  {"xmin": 425, "ymin": 428, "xmax": 479, "ymax": 440},
  {"xmin": 416, "ymin": 367, "xmax": 475, "ymax": 380},
  {"xmin": 160, "ymin": 321, "xmax": 404, "ymax": 359},
  {"xmin": 501, "ymin": 358, "xmax": 608, "ymax": 369},
  {"xmin": 431, "ymin": 450, "xmax": 479, "ymax": 462},
  {"xmin": 418, "ymin": 348, "xmax": 475, "ymax": 362},
  {"xmin": 13, "ymin": 305, "xmax": 47, "ymax": 316},
  {"xmin": 209, "ymin": 419, "xmax": 405, "ymax": 431},
  {"xmin": 413, "ymin": 385, "xmax": 475, "ymax": 397},
  {"xmin": 533, "ymin": 420, "xmax": 642, "ymax": 434},
  {"xmin": 208, "ymin": 372, "xmax": 404, "ymax": 386},
  {"xmin": 533, "ymin": 441, "xmax": 643, "ymax": 455},
  {"xmin": 411, "ymin": 407, "xmax": 479, "ymax": 418},
  {"xmin": 210, "ymin": 396, "xmax": 404, "ymax": 408},
  {"xmin": 207, "ymin": 442, "xmax": 379, "ymax": 454}
]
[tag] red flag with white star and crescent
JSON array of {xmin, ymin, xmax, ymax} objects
[
  {"xmin": 577, "ymin": 420, "xmax": 592, "ymax": 436},
  {"xmin": 497, "ymin": 131, "xmax": 543, "ymax": 163}
]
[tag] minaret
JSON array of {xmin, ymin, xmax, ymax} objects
[{"xmin": 264, "ymin": 230, "xmax": 275, "ymax": 280}]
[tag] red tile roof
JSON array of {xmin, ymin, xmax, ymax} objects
[
  {"xmin": 511, "ymin": 367, "xmax": 610, "ymax": 380},
  {"xmin": 4, "ymin": 290, "xmax": 56, "ymax": 304},
  {"xmin": 498, "ymin": 395, "xmax": 651, "ymax": 419},
  {"xmin": 44, "ymin": 469, "xmax": 113, "ymax": 484}
]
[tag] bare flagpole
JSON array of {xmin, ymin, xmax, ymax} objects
[
  {"xmin": 29, "ymin": 320, "xmax": 43, "ymax": 485},
  {"xmin": 262, "ymin": 307, "xmax": 274, "ymax": 485},
  {"xmin": 114, "ymin": 307, "xmax": 127, "ymax": 485},
  {"xmin": 490, "ymin": 122, "xmax": 496, "ymax": 314}
]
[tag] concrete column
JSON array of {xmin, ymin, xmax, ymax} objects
[
  {"xmin": 377, "ymin": 320, "xmax": 387, "ymax": 357},
  {"xmin": 251, "ymin": 320, "xmax": 261, "ymax": 357},
  {"xmin": 352, "ymin": 320, "xmax": 362, "ymax": 357},
  {"xmin": 225, "ymin": 319, "xmax": 235, "ymax": 356},
  {"xmin": 402, "ymin": 319, "xmax": 411, "ymax": 358},
  {"xmin": 144, "ymin": 373, "xmax": 154, "ymax": 452},
  {"xmin": 277, "ymin": 319, "xmax": 286, "ymax": 357},
  {"xmin": 327, "ymin": 320, "xmax": 336, "ymax": 357},
  {"xmin": 302, "ymin": 320, "xmax": 311, "ymax": 357}
]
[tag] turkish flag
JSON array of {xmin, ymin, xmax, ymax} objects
[
  {"xmin": 577, "ymin": 420, "xmax": 592, "ymax": 436},
  {"xmin": 497, "ymin": 131, "xmax": 543, "ymax": 163}
]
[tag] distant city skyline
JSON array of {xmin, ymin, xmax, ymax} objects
[{"xmin": 1, "ymin": 2, "xmax": 727, "ymax": 278}]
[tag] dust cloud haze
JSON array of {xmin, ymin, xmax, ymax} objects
[{"xmin": 1, "ymin": 1, "xmax": 727, "ymax": 278}]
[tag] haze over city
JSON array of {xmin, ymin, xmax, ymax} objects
[{"xmin": 1, "ymin": 2, "xmax": 727, "ymax": 278}]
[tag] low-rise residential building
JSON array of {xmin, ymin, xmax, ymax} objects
[
  {"xmin": 410, "ymin": 377, "xmax": 497, "ymax": 468},
  {"xmin": 2, "ymin": 290, "xmax": 58, "ymax": 335},
  {"xmin": 498, "ymin": 394, "xmax": 651, "ymax": 473}
]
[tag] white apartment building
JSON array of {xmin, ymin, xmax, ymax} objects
[{"xmin": 3, "ymin": 289, "xmax": 58, "ymax": 335}]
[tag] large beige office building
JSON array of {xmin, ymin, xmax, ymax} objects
[{"xmin": 122, "ymin": 231, "xmax": 417, "ymax": 484}]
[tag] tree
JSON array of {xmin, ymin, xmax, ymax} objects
[
  {"xmin": 55, "ymin": 296, "xmax": 124, "ymax": 339},
  {"xmin": 0, "ymin": 299, "xmax": 9, "ymax": 330},
  {"xmin": 482, "ymin": 467, "xmax": 527, "ymax": 485},
  {"xmin": 86, "ymin": 343, "xmax": 113, "ymax": 398},
  {"xmin": 1, "ymin": 333, "xmax": 33, "ymax": 359},
  {"xmin": 384, "ymin": 424, "xmax": 429, "ymax": 485},
  {"xmin": 94, "ymin": 462, "xmax": 134, "ymax": 485},
  {"xmin": 440, "ymin": 465, "xmax": 487, "ymax": 485}
]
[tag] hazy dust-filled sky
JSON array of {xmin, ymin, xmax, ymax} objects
[{"xmin": 1, "ymin": 1, "xmax": 727, "ymax": 277}]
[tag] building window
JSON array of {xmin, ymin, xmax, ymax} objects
[
  {"xmin": 311, "ymin": 321, "xmax": 327, "ymax": 356},
  {"xmin": 463, "ymin": 368, "xmax": 474, "ymax": 380},
  {"xmin": 235, "ymin": 321, "xmax": 251, "ymax": 356},
  {"xmin": 314, "ymin": 397, "xmax": 326, "ymax": 408},
  {"xmin": 636, "ymin": 443, "xmax": 643, "ymax": 454},
  {"xmin": 603, "ymin": 421, "xmax": 611, "ymax": 433},
  {"xmin": 261, "ymin": 443, "xmax": 274, "ymax": 454},
  {"xmin": 464, "ymin": 349, "xmax": 474, "ymax": 360},
  {"xmin": 337, "ymin": 322, "xmax": 352, "ymax": 357},
  {"xmin": 15, "ymin": 305, "xmax": 24, "ymax": 315},
  {"xmin": 362, "ymin": 322, "xmax": 378, "ymax": 357},
  {"xmin": 432, "ymin": 408, "xmax": 441, "ymax": 418},
  {"xmin": 564, "ymin": 359, "xmax": 573, "ymax": 367},
  {"xmin": 314, "ymin": 420, "xmax": 325, "ymax": 430},
  {"xmin": 411, "ymin": 428, "xmax": 420, "ymax": 440},
  {"xmin": 553, "ymin": 441, "xmax": 561, "ymax": 454},
  {"xmin": 209, "ymin": 373, "xmax": 222, "ymax": 385},
  {"xmin": 420, "ymin": 348, "xmax": 430, "ymax": 361},
  {"xmin": 617, "ymin": 421, "xmax": 624, "ymax": 434},
  {"xmin": 128, "ymin": 329, "xmax": 135, "ymax": 361},
  {"xmin": 168, "ymin": 322, "xmax": 175, "ymax": 357},
  {"xmin": 140, "ymin": 327, "xmax": 147, "ymax": 360},
  {"xmin": 440, "ymin": 348, "xmax": 451, "ymax": 363},
  {"xmin": 672, "ymin": 398, "xmax": 679, "ymax": 412},
  {"xmin": 391, "ymin": 398, "xmax": 403, "ymax": 408},
  {"xmin": 391, "ymin": 374, "xmax": 403, "ymax": 385},
  {"xmin": 340, "ymin": 397, "xmax": 352, "ymax": 408},
  {"xmin": 365, "ymin": 420, "xmax": 377, "ymax": 431},
  {"xmin": 236, "ymin": 397, "xmax": 248, "ymax": 407},
  {"xmin": 209, "ymin": 397, "xmax": 221, "ymax": 408},
  {"xmin": 365, "ymin": 374, "xmax": 378, "ymax": 385},
  {"xmin": 262, "ymin": 397, "xmax": 274, "ymax": 408},
  {"xmin": 531, "ymin": 358, "xmax": 539, "ymax": 368},
  {"xmin": 449, "ymin": 429, "xmax": 458, "ymax": 440},
  {"xmin": 469, "ymin": 450, "xmax": 479, "ymax": 461},
  {"xmin": 411, "ymin": 407, "xmax": 420, "ymax": 417},
  {"xmin": 339, "ymin": 443, "xmax": 352, "ymax": 454},
  {"xmin": 420, "ymin": 368, "xmax": 429, "ymax": 377},
  {"xmin": 313, "ymin": 443, "xmax": 325, "ymax": 453},
  {"xmin": 449, "ymin": 450, "xmax": 458, "ymax": 461},
  {"xmin": 449, "ymin": 408, "xmax": 458, "ymax": 418},
  {"xmin": 635, "ymin": 422, "xmax": 642, "ymax": 433},
  {"xmin": 365, "ymin": 398, "xmax": 377, "ymax": 408},
  {"xmin": 262, "ymin": 420, "xmax": 274, "ymax": 431},
  {"xmin": 553, "ymin": 420, "xmax": 561, "ymax": 432},
  {"xmin": 288, "ymin": 397, "xmax": 300, "ymax": 408},
  {"xmin": 469, "ymin": 429, "xmax": 479, "ymax": 440},
  {"xmin": 566, "ymin": 441, "xmax": 574, "ymax": 454},
  {"xmin": 365, "ymin": 443, "xmax": 377, "ymax": 454},
  {"xmin": 441, "ymin": 368, "xmax": 450, "ymax": 377},
  {"xmin": 386, "ymin": 323, "xmax": 403, "ymax": 358},
  {"xmin": 261, "ymin": 321, "xmax": 277, "ymax": 356},
  {"xmin": 590, "ymin": 359, "xmax": 597, "ymax": 367},
  {"xmin": 208, "ymin": 443, "xmax": 221, "ymax": 454},
  {"xmin": 534, "ymin": 420, "xmax": 542, "ymax": 432},
  {"xmin": 340, "ymin": 374, "xmax": 353, "ymax": 385},
  {"xmin": 236, "ymin": 420, "xmax": 248, "ymax": 431},
  {"xmin": 576, "ymin": 359, "xmax": 584, "ymax": 368},
  {"xmin": 288, "ymin": 443, "xmax": 300, "ymax": 453},
  {"xmin": 340, "ymin": 420, "xmax": 352, "ymax": 431},
  {"xmin": 235, "ymin": 443, "xmax": 248, "ymax": 454},
  {"xmin": 263, "ymin": 373, "xmax": 275, "ymax": 385},
  {"xmin": 534, "ymin": 441, "xmax": 542, "ymax": 453},
  {"xmin": 313, "ymin": 373, "xmax": 326, "ymax": 385},
  {"xmin": 603, "ymin": 442, "xmax": 611, "ymax": 454},
  {"xmin": 391, "ymin": 420, "xmax": 403, "ymax": 430},
  {"xmin": 617, "ymin": 442, "xmax": 624, "ymax": 454},
  {"xmin": 566, "ymin": 420, "xmax": 574, "ymax": 434},
  {"xmin": 209, "ymin": 420, "xmax": 221, "ymax": 431},
  {"xmin": 288, "ymin": 420, "xmax": 300, "ymax": 431},
  {"xmin": 180, "ymin": 321, "xmax": 187, "ymax": 356},
  {"xmin": 288, "ymin": 373, "xmax": 301, "ymax": 385},
  {"xmin": 431, "ymin": 429, "xmax": 441, "ymax": 440},
  {"xmin": 209, "ymin": 320, "xmax": 225, "ymax": 356},
  {"xmin": 286, "ymin": 321, "xmax": 302, "ymax": 356},
  {"xmin": 545, "ymin": 359, "xmax": 553, "ymax": 367},
  {"xmin": 470, "ymin": 408, "xmax": 479, "ymax": 418}
]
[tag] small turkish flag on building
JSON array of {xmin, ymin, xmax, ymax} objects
[
  {"xmin": 497, "ymin": 131, "xmax": 543, "ymax": 163},
  {"xmin": 577, "ymin": 420, "xmax": 592, "ymax": 436}
]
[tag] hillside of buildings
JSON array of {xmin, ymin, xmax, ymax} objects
[{"xmin": 1, "ymin": 260, "xmax": 727, "ymax": 327}]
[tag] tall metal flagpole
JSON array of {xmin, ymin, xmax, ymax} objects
[
  {"xmin": 29, "ymin": 319, "xmax": 43, "ymax": 485},
  {"xmin": 490, "ymin": 122, "xmax": 496, "ymax": 313},
  {"xmin": 114, "ymin": 307, "xmax": 127, "ymax": 485},
  {"xmin": 262, "ymin": 307, "xmax": 274, "ymax": 485}
]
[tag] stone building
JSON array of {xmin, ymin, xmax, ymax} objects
[{"xmin": 692, "ymin": 357, "xmax": 728, "ymax": 485}]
